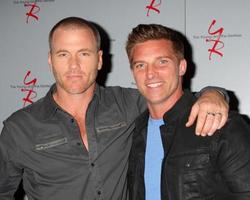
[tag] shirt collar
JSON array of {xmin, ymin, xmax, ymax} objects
[
  {"xmin": 42, "ymin": 83, "xmax": 101, "ymax": 120},
  {"xmin": 42, "ymin": 83, "xmax": 59, "ymax": 120}
]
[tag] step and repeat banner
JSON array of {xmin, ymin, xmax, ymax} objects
[
  {"xmin": 186, "ymin": 0, "xmax": 250, "ymax": 119},
  {"xmin": 0, "ymin": 0, "xmax": 249, "ymax": 131}
]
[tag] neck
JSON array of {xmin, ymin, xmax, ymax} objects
[
  {"xmin": 53, "ymin": 84, "xmax": 96, "ymax": 116},
  {"xmin": 148, "ymin": 89, "xmax": 183, "ymax": 119}
]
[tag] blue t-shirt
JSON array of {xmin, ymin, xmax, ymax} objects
[{"xmin": 144, "ymin": 117, "xmax": 164, "ymax": 200}]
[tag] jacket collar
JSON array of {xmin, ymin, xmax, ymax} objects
[
  {"xmin": 134, "ymin": 90, "xmax": 195, "ymax": 126},
  {"xmin": 134, "ymin": 109, "xmax": 149, "ymax": 141},
  {"xmin": 163, "ymin": 90, "xmax": 196, "ymax": 124}
]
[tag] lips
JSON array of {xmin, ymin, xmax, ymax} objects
[
  {"xmin": 68, "ymin": 74, "xmax": 82, "ymax": 77},
  {"xmin": 146, "ymin": 82, "xmax": 163, "ymax": 88},
  {"xmin": 66, "ymin": 73, "xmax": 83, "ymax": 78}
]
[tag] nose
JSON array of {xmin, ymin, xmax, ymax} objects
[
  {"xmin": 146, "ymin": 64, "xmax": 156, "ymax": 79},
  {"xmin": 69, "ymin": 55, "xmax": 80, "ymax": 70}
]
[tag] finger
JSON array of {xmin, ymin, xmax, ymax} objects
[
  {"xmin": 194, "ymin": 110, "xmax": 208, "ymax": 136},
  {"xmin": 218, "ymin": 111, "xmax": 228, "ymax": 129},
  {"xmin": 186, "ymin": 104, "xmax": 199, "ymax": 128},
  {"xmin": 217, "ymin": 100, "xmax": 229, "ymax": 129},
  {"xmin": 207, "ymin": 113, "xmax": 222, "ymax": 136},
  {"xmin": 200, "ymin": 113, "xmax": 214, "ymax": 136}
]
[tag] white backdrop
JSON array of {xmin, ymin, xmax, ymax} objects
[
  {"xmin": 186, "ymin": 0, "xmax": 250, "ymax": 118},
  {"xmin": 0, "ymin": 0, "xmax": 249, "ymax": 131}
]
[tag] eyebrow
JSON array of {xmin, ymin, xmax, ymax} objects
[
  {"xmin": 54, "ymin": 49, "xmax": 68, "ymax": 54},
  {"xmin": 54, "ymin": 48, "xmax": 96, "ymax": 54},
  {"xmin": 156, "ymin": 55, "xmax": 171, "ymax": 60},
  {"xmin": 78, "ymin": 48, "xmax": 96, "ymax": 53},
  {"xmin": 132, "ymin": 60, "xmax": 144, "ymax": 65},
  {"xmin": 132, "ymin": 56, "xmax": 171, "ymax": 64}
]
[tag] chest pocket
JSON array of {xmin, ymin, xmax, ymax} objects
[
  {"xmin": 166, "ymin": 151, "xmax": 216, "ymax": 199},
  {"xmin": 34, "ymin": 130, "xmax": 68, "ymax": 151},
  {"xmin": 35, "ymin": 137, "xmax": 68, "ymax": 150},
  {"xmin": 96, "ymin": 122, "xmax": 127, "ymax": 133},
  {"xmin": 168, "ymin": 151, "xmax": 210, "ymax": 170}
]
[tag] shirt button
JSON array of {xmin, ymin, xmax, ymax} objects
[
  {"xmin": 91, "ymin": 163, "xmax": 95, "ymax": 167},
  {"xmin": 71, "ymin": 119, "xmax": 74, "ymax": 123},
  {"xmin": 185, "ymin": 162, "xmax": 191, "ymax": 168},
  {"xmin": 76, "ymin": 142, "xmax": 81, "ymax": 146},
  {"xmin": 97, "ymin": 190, "xmax": 101, "ymax": 195}
]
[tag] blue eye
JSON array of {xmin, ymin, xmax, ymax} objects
[
  {"xmin": 159, "ymin": 59, "xmax": 168, "ymax": 64},
  {"xmin": 80, "ymin": 52, "xmax": 90, "ymax": 57},
  {"xmin": 134, "ymin": 63, "xmax": 145, "ymax": 69},
  {"xmin": 58, "ymin": 53, "xmax": 67, "ymax": 57}
]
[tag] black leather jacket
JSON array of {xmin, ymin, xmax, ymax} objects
[{"xmin": 128, "ymin": 90, "xmax": 250, "ymax": 200}]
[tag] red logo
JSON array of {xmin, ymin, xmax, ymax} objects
[
  {"xmin": 146, "ymin": 0, "xmax": 162, "ymax": 16},
  {"xmin": 24, "ymin": 2, "xmax": 40, "ymax": 23},
  {"xmin": 206, "ymin": 19, "xmax": 224, "ymax": 60},
  {"xmin": 21, "ymin": 70, "xmax": 37, "ymax": 107}
]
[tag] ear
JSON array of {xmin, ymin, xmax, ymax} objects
[
  {"xmin": 48, "ymin": 52, "xmax": 53, "ymax": 71},
  {"xmin": 97, "ymin": 50, "xmax": 103, "ymax": 70},
  {"xmin": 179, "ymin": 59, "xmax": 187, "ymax": 76}
]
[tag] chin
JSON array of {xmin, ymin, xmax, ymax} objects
[
  {"xmin": 147, "ymin": 95, "xmax": 168, "ymax": 105},
  {"xmin": 147, "ymin": 98, "xmax": 163, "ymax": 105},
  {"xmin": 66, "ymin": 87, "xmax": 86, "ymax": 95}
]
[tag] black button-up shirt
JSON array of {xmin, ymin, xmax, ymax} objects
[{"xmin": 0, "ymin": 84, "xmax": 146, "ymax": 200}]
